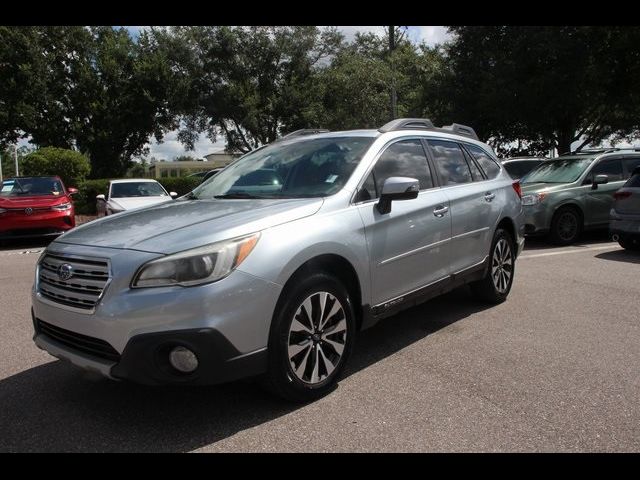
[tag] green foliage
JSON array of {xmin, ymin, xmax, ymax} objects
[
  {"xmin": 21, "ymin": 147, "xmax": 90, "ymax": 186},
  {"xmin": 174, "ymin": 155, "xmax": 200, "ymax": 162},
  {"xmin": 73, "ymin": 178, "xmax": 112, "ymax": 214},
  {"xmin": 157, "ymin": 177, "xmax": 201, "ymax": 196},
  {"xmin": 430, "ymin": 26, "xmax": 640, "ymax": 154}
]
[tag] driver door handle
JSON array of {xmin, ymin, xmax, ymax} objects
[{"xmin": 433, "ymin": 205, "xmax": 449, "ymax": 217}]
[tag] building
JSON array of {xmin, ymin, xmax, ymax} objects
[{"xmin": 148, "ymin": 153, "xmax": 241, "ymax": 179}]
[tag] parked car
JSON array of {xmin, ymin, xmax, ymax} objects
[
  {"xmin": 189, "ymin": 168, "xmax": 225, "ymax": 182},
  {"xmin": 0, "ymin": 176, "xmax": 77, "ymax": 240},
  {"xmin": 96, "ymin": 179, "xmax": 177, "ymax": 216},
  {"xmin": 501, "ymin": 157, "xmax": 545, "ymax": 180},
  {"xmin": 610, "ymin": 165, "xmax": 640, "ymax": 250},
  {"xmin": 32, "ymin": 118, "xmax": 525, "ymax": 402},
  {"xmin": 520, "ymin": 149, "xmax": 640, "ymax": 245}
]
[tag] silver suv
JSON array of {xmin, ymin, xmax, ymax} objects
[{"xmin": 31, "ymin": 119, "xmax": 525, "ymax": 402}]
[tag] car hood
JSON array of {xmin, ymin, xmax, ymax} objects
[
  {"xmin": 108, "ymin": 196, "xmax": 171, "ymax": 211},
  {"xmin": 56, "ymin": 197, "xmax": 324, "ymax": 254},
  {"xmin": 520, "ymin": 182, "xmax": 573, "ymax": 194},
  {"xmin": 0, "ymin": 194, "xmax": 69, "ymax": 208}
]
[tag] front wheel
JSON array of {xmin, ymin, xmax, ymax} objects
[
  {"xmin": 470, "ymin": 228, "xmax": 515, "ymax": 304},
  {"xmin": 549, "ymin": 206, "xmax": 582, "ymax": 245},
  {"xmin": 262, "ymin": 273, "xmax": 356, "ymax": 402}
]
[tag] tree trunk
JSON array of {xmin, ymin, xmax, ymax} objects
[
  {"xmin": 555, "ymin": 128, "xmax": 574, "ymax": 156},
  {"xmin": 388, "ymin": 26, "xmax": 397, "ymax": 120}
]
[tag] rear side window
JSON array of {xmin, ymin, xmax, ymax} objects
[
  {"xmin": 428, "ymin": 139, "xmax": 472, "ymax": 185},
  {"xmin": 625, "ymin": 172, "xmax": 640, "ymax": 188},
  {"xmin": 624, "ymin": 158, "xmax": 640, "ymax": 175},
  {"xmin": 372, "ymin": 139, "xmax": 434, "ymax": 194},
  {"xmin": 589, "ymin": 158, "xmax": 624, "ymax": 182},
  {"xmin": 466, "ymin": 144, "xmax": 501, "ymax": 179}
]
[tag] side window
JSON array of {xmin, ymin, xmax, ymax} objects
[
  {"xmin": 466, "ymin": 144, "xmax": 501, "ymax": 179},
  {"xmin": 589, "ymin": 159, "xmax": 624, "ymax": 182},
  {"xmin": 371, "ymin": 139, "xmax": 433, "ymax": 195},
  {"xmin": 624, "ymin": 157, "xmax": 640, "ymax": 177},
  {"xmin": 428, "ymin": 139, "xmax": 472, "ymax": 185}
]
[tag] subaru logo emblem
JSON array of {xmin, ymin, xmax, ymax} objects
[
  {"xmin": 58, "ymin": 263, "xmax": 74, "ymax": 281},
  {"xmin": 25, "ymin": 207, "xmax": 33, "ymax": 215}
]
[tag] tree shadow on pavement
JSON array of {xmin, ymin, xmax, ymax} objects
[
  {"xmin": 595, "ymin": 249, "xmax": 640, "ymax": 264},
  {"xmin": 0, "ymin": 287, "xmax": 491, "ymax": 452}
]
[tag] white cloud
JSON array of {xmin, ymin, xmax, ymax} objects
[
  {"xmin": 331, "ymin": 26, "xmax": 451, "ymax": 46},
  {"xmin": 145, "ymin": 131, "xmax": 224, "ymax": 161}
]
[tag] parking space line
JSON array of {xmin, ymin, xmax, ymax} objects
[{"xmin": 519, "ymin": 244, "xmax": 619, "ymax": 259}]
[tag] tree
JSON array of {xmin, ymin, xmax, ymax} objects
[
  {"xmin": 174, "ymin": 155, "xmax": 199, "ymax": 162},
  {"xmin": 22, "ymin": 147, "xmax": 90, "ymax": 186},
  {"xmin": 155, "ymin": 26, "xmax": 344, "ymax": 153},
  {"xmin": 0, "ymin": 26, "xmax": 181, "ymax": 178},
  {"xmin": 429, "ymin": 26, "xmax": 640, "ymax": 155}
]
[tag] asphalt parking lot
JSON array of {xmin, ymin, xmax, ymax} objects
[{"xmin": 0, "ymin": 232, "xmax": 638, "ymax": 452}]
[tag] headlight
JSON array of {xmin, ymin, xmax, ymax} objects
[
  {"xmin": 521, "ymin": 192, "xmax": 547, "ymax": 206},
  {"xmin": 51, "ymin": 202, "xmax": 72, "ymax": 211},
  {"xmin": 131, "ymin": 233, "xmax": 260, "ymax": 288}
]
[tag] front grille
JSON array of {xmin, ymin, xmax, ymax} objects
[
  {"xmin": 36, "ymin": 319, "xmax": 120, "ymax": 362},
  {"xmin": 38, "ymin": 253, "xmax": 110, "ymax": 311}
]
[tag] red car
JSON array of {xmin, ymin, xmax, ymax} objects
[{"xmin": 0, "ymin": 176, "xmax": 78, "ymax": 240}]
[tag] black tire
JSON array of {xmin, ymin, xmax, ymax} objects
[
  {"xmin": 261, "ymin": 272, "xmax": 356, "ymax": 403},
  {"xmin": 470, "ymin": 228, "xmax": 515, "ymax": 304},
  {"xmin": 549, "ymin": 206, "xmax": 582, "ymax": 245},
  {"xmin": 618, "ymin": 235, "xmax": 640, "ymax": 251}
]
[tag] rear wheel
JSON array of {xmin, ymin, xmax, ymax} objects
[
  {"xmin": 549, "ymin": 206, "xmax": 582, "ymax": 245},
  {"xmin": 470, "ymin": 228, "xmax": 515, "ymax": 304},
  {"xmin": 262, "ymin": 272, "xmax": 355, "ymax": 402},
  {"xmin": 618, "ymin": 235, "xmax": 640, "ymax": 251}
]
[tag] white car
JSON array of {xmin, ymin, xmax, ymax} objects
[{"xmin": 96, "ymin": 179, "xmax": 177, "ymax": 216}]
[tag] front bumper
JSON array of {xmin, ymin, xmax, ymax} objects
[
  {"xmin": 0, "ymin": 210, "xmax": 75, "ymax": 239},
  {"xmin": 521, "ymin": 203, "xmax": 550, "ymax": 236},
  {"xmin": 31, "ymin": 243, "xmax": 282, "ymax": 385}
]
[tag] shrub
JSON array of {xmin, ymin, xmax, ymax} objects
[
  {"xmin": 157, "ymin": 177, "xmax": 201, "ymax": 196},
  {"xmin": 74, "ymin": 179, "xmax": 112, "ymax": 215},
  {"xmin": 22, "ymin": 147, "xmax": 91, "ymax": 187}
]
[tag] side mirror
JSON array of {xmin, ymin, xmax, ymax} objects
[
  {"xmin": 592, "ymin": 174, "xmax": 608, "ymax": 189},
  {"xmin": 169, "ymin": 191, "xmax": 178, "ymax": 198},
  {"xmin": 67, "ymin": 187, "xmax": 78, "ymax": 195},
  {"xmin": 96, "ymin": 194, "xmax": 106, "ymax": 201},
  {"xmin": 376, "ymin": 177, "xmax": 420, "ymax": 214}
]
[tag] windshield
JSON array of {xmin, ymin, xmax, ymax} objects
[
  {"xmin": 190, "ymin": 136, "xmax": 375, "ymax": 199},
  {"xmin": 521, "ymin": 158, "xmax": 595, "ymax": 184},
  {"xmin": 111, "ymin": 182, "xmax": 167, "ymax": 198},
  {"xmin": 0, "ymin": 177, "xmax": 64, "ymax": 197}
]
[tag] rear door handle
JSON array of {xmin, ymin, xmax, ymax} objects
[
  {"xmin": 484, "ymin": 192, "xmax": 496, "ymax": 202},
  {"xmin": 433, "ymin": 205, "xmax": 449, "ymax": 217}
]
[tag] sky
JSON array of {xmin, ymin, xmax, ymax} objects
[{"xmin": 124, "ymin": 26, "xmax": 453, "ymax": 161}]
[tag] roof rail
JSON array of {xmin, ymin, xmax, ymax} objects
[
  {"xmin": 378, "ymin": 118, "xmax": 435, "ymax": 132},
  {"xmin": 439, "ymin": 123, "xmax": 479, "ymax": 140},
  {"xmin": 561, "ymin": 148, "xmax": 620, "ymax": 156},
  {"xmin": 276, "ymin": 128, "xmax": 330, "ymax": 142},
  {"xmin": 378, "ymin": 118, "xmax": 479, "ymax": 140}
]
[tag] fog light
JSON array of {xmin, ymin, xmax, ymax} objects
[{"xmin": 169, "ymin": 346, "xmax": 198, "ymax": 373}]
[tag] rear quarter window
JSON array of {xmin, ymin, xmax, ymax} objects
[{"xmin": 465, "ymin": 144, "xmax": 501, "ymax": 179}]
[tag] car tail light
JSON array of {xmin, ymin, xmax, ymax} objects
[
  {"xmin": 613, "ymin": 191, "xmax": 632, "ymax": 200},
  {"xmin": 512, "ymin": 181, "xmax": 522, "ymax": 199}
]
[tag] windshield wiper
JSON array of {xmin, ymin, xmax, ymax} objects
[{"xmin": 214, "ymin": 193, "xmax": 267, "ymax": 199}]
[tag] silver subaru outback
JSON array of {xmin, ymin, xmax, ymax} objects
[{"xmin": 31, "ymin": 118, "xmax": 525, "ymax": 402}]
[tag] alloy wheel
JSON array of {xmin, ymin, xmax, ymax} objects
[
  {"xmin": 287, "ymin": 292, "xmax": 347, "ymax": 385},
  {"xmin": 491, "ymin": 238, "xmax": 513, "ymax": 294},
  {"xmin": 557, "ymin": 211, "xmax": 578, "ymax": 242}
]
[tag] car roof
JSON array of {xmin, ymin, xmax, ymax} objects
[{"xmin": 502, "ymin": 157, "xmax": 546, "ymax": 162}]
